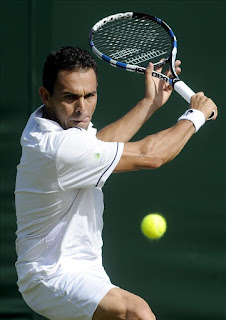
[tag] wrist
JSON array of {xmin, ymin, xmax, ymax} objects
[
  {"xmin": 142, "ymin": 97, "xmax": 159, "ymax": 112},
  {"xmin": 178, "ymin": 109, "xmax": 206, "ymax": 132}
]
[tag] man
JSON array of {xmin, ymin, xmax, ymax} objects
[{"xmin": 15, "ymin": 46, "xmax": 217, "ymax": 320}]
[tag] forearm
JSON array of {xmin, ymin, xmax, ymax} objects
[
  {"xmin": 96, "ymin": 60, "xmax": 183, "ymax": 142},
  {"xmin": 96, "ymin": 98, "xmax": 156, "ymax": 142},
  {"xmin": 144, "ymin": 120, "xmax": 195, "ymax": 166},
  {"xmin": 114, "ymin": 120, "xmax": 195, "ymax": 172}
]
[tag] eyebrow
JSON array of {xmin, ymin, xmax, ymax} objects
[{"xmin": 62, "ymin": 91, "xmax": 97, "ymax": 98}]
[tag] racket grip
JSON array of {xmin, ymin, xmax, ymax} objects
[
  {"xmin": 174, "ymin": 80, "xmax": 215, "ymax": 120},
  {"xmin": 174, "ymin": 80, "xmax": 195, "ymax": 103}
]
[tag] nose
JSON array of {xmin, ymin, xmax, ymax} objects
[{"xmin": 75, "ymin": 97, "xmax": 86, "ymax": 114}]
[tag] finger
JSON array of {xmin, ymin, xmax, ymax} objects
[
  {"xmin": 175, "ymin": 60, "xmax": 182, "ymax": 68},
  {"xmin": 155, "ymin": 58, "xmax": 165, "ymax": 72},
  {"xmin": 165, "ymin": 60, "xmax": 182, "ymax": 78},
  {"xmin": 177, "ymin": 67, "xmax": 182, "ymax": 74},
  {"xmin": 145, "ymin": 62, "xmax": 154, "ymax": 74},
  {"xmin": 175, "ymin": 60, "xmax": 182, "ymax": 75},
  {"xmin": 209, "ymin": 109, "xmax": 217, "ymax": 121},
  {"xmin": 213, "ymin": 108, "xmax": 218, "ymax": 120},
  {"xmin": 194, "ymin": 91, "xmax": 205, "ymax": 98},
  {"xmin": 174, "ymin": 67, "xmax": 181, "ymax": 76},
  {"xmin": 206, "ymin": 99, "xmax": 218, "ymax": 121},
  {"xmin": 145, "ymin": 63, "xmax": 155, "ymax": 89}
]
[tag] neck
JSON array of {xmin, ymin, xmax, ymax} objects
[
  {"xmin": 42, "ymin": 105, "xmax": 57, "ymax": 123},
  {"xmin": 42, "ymin": 105, "xmax": 49, "ymax": 119}
]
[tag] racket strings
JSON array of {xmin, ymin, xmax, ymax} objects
[{"xmin": 92, "ymin": 18, "xmax": 172, "ymax": 66}]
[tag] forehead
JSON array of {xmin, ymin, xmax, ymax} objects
[{"xmin": 55, "ymin": 68, "xmax": 97, "ymax": 92}]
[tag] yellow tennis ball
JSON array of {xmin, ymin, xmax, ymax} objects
[{"xmin": 141, "ymin": 214, "xmax": 167, "ymax": 239}]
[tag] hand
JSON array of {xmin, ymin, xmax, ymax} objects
[
  {"xmin": 145, "ymin": 60, "xmax": 181, "ymax": 111},
  {"xmin": 190, "ymin": 92, "xmax": 218, "ymax": 120}
]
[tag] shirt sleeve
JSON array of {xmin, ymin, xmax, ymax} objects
[{"xmin": 55, "ymin": 129, "xmax": 124, "ymax": 190}]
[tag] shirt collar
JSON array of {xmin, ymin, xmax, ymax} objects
[{"xmin": 33, "ymin": 105, "xmax": 63, "ymax": 132}]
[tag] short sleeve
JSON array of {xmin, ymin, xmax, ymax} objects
[{"xmin": 56, "ymin": 129, "xmax": 124, "ymax": 190}]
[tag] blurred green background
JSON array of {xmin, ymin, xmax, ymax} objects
[{"xmin": 0, "ymin": 0, "xmax": 225, "ymax": 319}]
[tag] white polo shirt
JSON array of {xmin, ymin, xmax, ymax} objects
[{"xmin": 15, "ymin": 105, "xmax": 124, "ymax": 292}]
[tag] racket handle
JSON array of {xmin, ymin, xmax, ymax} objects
[
  {"xmin": 174, "ymin": 80, "xmax": 195, "ymax": 103},
  {"xmin": 174, "ymin": 80, "xmax": 215, "ymax": 120}
]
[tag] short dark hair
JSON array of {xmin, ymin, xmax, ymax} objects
[{"xmin": 42, "ymin": 46, "xmax": 98, "ymax": 95}]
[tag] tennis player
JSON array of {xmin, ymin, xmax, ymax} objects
[{"xmin": 15, "ymin": 46, "xmax": 217, "ymax": 320}]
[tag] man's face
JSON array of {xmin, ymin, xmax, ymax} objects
[{"xmin": 42, "ymin": 68, "xmax": 98, "ymax": 130}]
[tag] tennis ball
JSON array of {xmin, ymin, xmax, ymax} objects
[{"xmin": 141, "ymin": 214, "xmax": 167, "ymax": 239}]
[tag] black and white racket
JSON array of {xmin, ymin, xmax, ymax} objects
[{"xmin": 89, "ymin": 12, "xmax": 214, "ymax": 117}]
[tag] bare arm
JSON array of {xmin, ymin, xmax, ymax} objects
[
  {"xmin": 115, "ymin": 121, "xmax": 195, "ymax": 171},
  {"xmin": 114, "ymin": 93, "xmax": 218, "ymax": 172},
  {"xmin": 96, "ymin": 61, "xmax": 182, "ymax": 142},
  {"xmin": 96, "ymin": 97, "xmax": 156, "ymax": 142}
]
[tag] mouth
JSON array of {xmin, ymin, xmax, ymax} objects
[{"xmin": 70, "ymin": 116, "xmax": 90, "ymax": 127}]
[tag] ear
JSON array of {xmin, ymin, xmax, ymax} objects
[{"xmin": 39, "ymin": 87, "xmax": 51, "ymax": 106}]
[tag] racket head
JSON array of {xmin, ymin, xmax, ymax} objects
[{"xmin": 89, "ymin": 12, "xmax": 178, "ymax": 77}]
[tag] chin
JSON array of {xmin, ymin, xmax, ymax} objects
[{"xmin": 68, "ymin": 122, "xmax": 89, "ymax": 130}]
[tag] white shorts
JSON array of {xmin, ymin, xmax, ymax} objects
[{"xmin": 21, "ymin": 266, "xmax": 117, "ymax": 320}]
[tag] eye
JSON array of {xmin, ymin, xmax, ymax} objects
[
  {"xmin": 85, "ymin": 92, "xmax": 95, "ymax": 99},
  {"xmin": 64, "ymin": 94, "xmax": 77, "ymax": 102},
  {"xmin": 66, "ymin": 94, "xmax": 75, "ymax": 100}
]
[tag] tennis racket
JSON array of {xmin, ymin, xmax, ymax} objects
[{"xmin": 89, "ymin": 12, "xmax": 214, "ymax": 118}]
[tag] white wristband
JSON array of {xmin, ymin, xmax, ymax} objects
[{"xmin": 178, "ymin": 109, "xmax": 206, "ymax": 132}]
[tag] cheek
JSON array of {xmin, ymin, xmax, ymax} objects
[
  {"xmin": 57, "ymin": 104, "xmax": 73, "ymax": 117},
  {"xmin": 50, "ymin": 104, "xmax": 72, "ymax": 127},
  {"xmin": 91, "ymin": 98, "xmax": 97, "ymax": 113}
]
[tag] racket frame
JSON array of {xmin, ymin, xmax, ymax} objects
[
  {"xmin": 89, "ymin": 11, "xmax": 215, "ymax": 120},
  {"xmin": 89, "ymin": 12, "xmax": 179, "ymax": 86}
]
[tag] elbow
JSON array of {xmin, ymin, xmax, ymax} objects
[
  {"xmin": 139, "ymin": 154, "xmax": 164, "ymax": 170},
  {"xmin": 139, "ymin": 137, "xmax": 168, "ymax": 169},
  {"xmin": 137, "ymin": 137, "xmax": 165, "ymax": 169},
  {"xmin": 151, "ymin": 158, "xmax": 164, "ymax": 169}
]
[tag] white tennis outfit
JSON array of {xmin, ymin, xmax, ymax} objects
[{"xmin": 15, "ymin": 105, "xmax": 124, "ymax": 320}]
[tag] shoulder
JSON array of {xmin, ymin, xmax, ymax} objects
[{"xmin": 56, "ymin": 128, "xmax": 100, "ymax": 163}]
